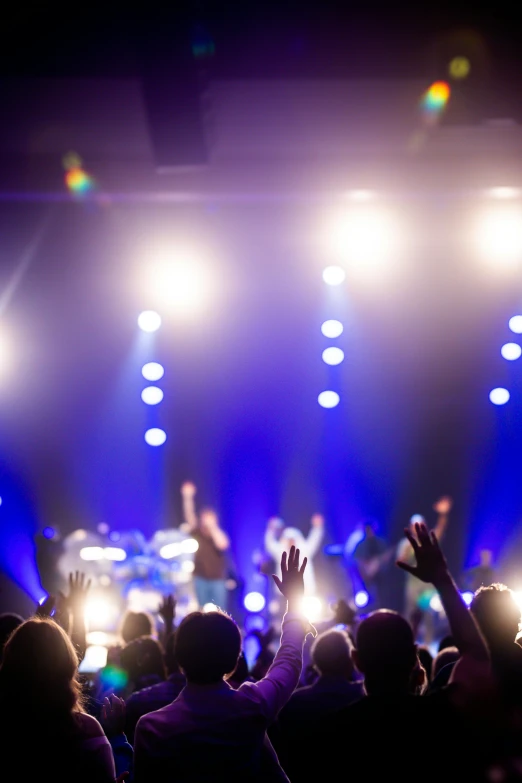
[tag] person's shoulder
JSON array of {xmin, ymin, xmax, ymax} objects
[{"xmin": 75, "ymin": 712, "xmax": 106, "ymax": 738}]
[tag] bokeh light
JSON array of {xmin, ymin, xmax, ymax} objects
[
  {"xmin": 80, "ymin": 645, "xmax": 108, "ymax": 672},
  {"xmin": 475, "ymin": 208, "xmax": 522, "ymax": 269},
  {"xmin": 301, "ymin": 596, "xmax": 324, "ymax": 622},
  {"xmin": 42, "ymin": 526, "xmax": 56, "ymax": 540},
  {"xmin": 145, "ymin": 428, "xmax": 167, "ymax": 446},
  {"xmin": 321, "ymin": 319, "xmax": 343, "ymax": 338},
  {"xmin": 322, "ymin": 347, "xmax": 345, "ymax": 366},
  {"xmin": 62, "ymin": 151, "xmax": 83, "ymax": 171},
  {"xmin": 244, "ymin": 591, "xmax": 266, "ymax": 613},
  {"xmin": 410, "ymin": 514, "xmax": 425, "ymax": 525},
  {"xmin": 354, "ymin": 590, "xmax": 369, "ymax": 608},
  {"xmin": 501, "ymin": 343, "xmax": 522, "ymax": 361},
  {"xmin": 329, "ymin": 208, "xmax": 400, "ymax": 280},
  {"xmin": 449, "ymin": 57, "xmax": 470, "ymax": 80},
  {"xmin": 461, "ymin": 591, "xmax": 474, "ymax": 607},
  {"xmin": 318, "ymin": 390, "xmax": 340, "ymax": 408},
  {"xmin": 429, "ymin": 594, "xmax": 443, "ymax": 612},
  {"xmin": 322, "ymin": 265, "xmax": 346, "ymax": 286},
  {"xmin": 145, "ymin": 249, "xmax": 214, "ymax": 316},
  {"xmin": 489, "ymin": 387, "xmax": 510, "ymax": 406},
  {"xmin": 138, "ymin": 310, "xmax": 162, "ymax": 333},
  {"xmin": 142, "ymin": 362, "xmax": 165, "ymax": 381},
  {"xmin": 420, "ymin": 81, "xmax": 451, "ymax": 125},
  {"xmin": 141, "ymin": 386, "xmax": 164, "ymax": 405},
  {"xmin": 509, "ymin": 316, "xmax": 522, "ymax": 334},
  {"xmin": 65, "ymin": 167, "xmax": 95, "ymax": 197},
  {"xmin": 489, "ymin": 187, "xmax": 521, "ymax": 201}
]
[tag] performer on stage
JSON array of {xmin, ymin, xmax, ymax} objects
[
  {"xmin": 351, "ymin": 519, "xmax": 392, "ymax": 610},
  {"xmin": 463, "ymin": 548, "xmax": 497, "ymax": 593},
  {"xmin": 396, "ymin": 495, "xmax": 453, "ymax": 643},
  {"xmin": 264, "ymin": 513, "xmax": 325, "ymax": 596},
  {"xmin": 180, "ymin": 482, "xmax": 231, "ymax": 611}
]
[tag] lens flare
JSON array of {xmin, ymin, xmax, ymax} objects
[{"xmin": 420, "ymin": 81, "xmax": 451, "ymax": 126}]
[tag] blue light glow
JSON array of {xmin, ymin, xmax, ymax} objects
[
  {"xmin": 243, "ymin": 591, "xmax": 266, "ymax": 612},
  {"xmin": 141, "ymin": 386, "xmax": 164, "ymax": 405},
  {"xmin": 144, "ymin": 428, "xmax": 167, "ymax": 446},
  {"xmin": 42, "ymin": 527, "xmax": 55, "ymax": 540},
  {"xmin": 321, "ymin": 320, "xmax": 343, "ymax": 338},
  {"xmin": 318, "ymin": 390, "xmax": 340, "ymax": 408},
  {"xmin": 142, "ymin": 362, "xmax": 165, "ymax": 381},
  {"xmin": 509, "ymin": 315, "xmax": 522, "ymax": 334},
  {"xmin": 355, "ymin": 590, "xmax": 369, "ymax": 608},
  {"xmin": 501, "ymin": 343, "xmax": 522, "ymax": 361},
  {"xmin": 489, "ymin": 387, "xmax": 510, "ymax": 405},
  {"xmin": 322, "ymin": 347, "xmax": 344, "ymax": 366}
]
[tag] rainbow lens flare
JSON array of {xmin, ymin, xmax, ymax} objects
[
  {"xmin": 65, "ymin": 166, "xmax": 95, "ymax": 196},
  {"xmin": 420, "ymin": 81, "xmax": 451, "ymax": 125}
]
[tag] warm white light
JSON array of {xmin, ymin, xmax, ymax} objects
[
  {"xmin": 81, "ymin": 645, "xmax": 108, "ymax": 670},
  {"xmin": 244, "ymin": 591, "xmax": 266, "ymax": 613},
  {"xmin": 301, "ymin": 595, "xmax": 324, "ymax": 622},
  {"xmin": 142, "ymin": 362, "xmax": 165, "ymax": 381},
  {"xmin": 513, "ymin": 591, "xmax": 522, "ymax": 612},
  {"xmin": 80, "ymin": 547, "xmax": 105, "ymax": 561},
  {"xmin": 103, "ymin": 547, "xmax": 126, "ymax": 562},
  {"xmin": 138, "ymin": 310, "xmax": 162, "ymax": 333},
  {"xmin": 146, "ymin": 249, "xmax": 214, "ymax": 316},
  {"xmin": 322, "ymin": 347, "xmax": 344, "ymax": 365},
  {"xmin": 181, "ymin": 538, "xmax": 199, "ymax": 554},
  {"xmin": 322, "ymin": 265, "xmax": 346, "ymax": 286},
  {"xmin": 181, "ymin": 560, "xmax": 195, "ymax": 573},
  {"xmin": 141, "ymin": 386, "xmax": 164, "ymax": 405},
  {"xmin": 203, "ymin": 602, "xmax": 219, "ymax": 613},
  {"xmin": 318, "ymin": 390, "xmax": 340, "ymax": 408},
  {"xmin": 346, "ymin": 190, "xmax": 376, "ymax": 203},
  {"xmin": 321, "ymin": 320, "xmax": 344, "ymax": 338},
  {"xmin": 509, "ymin": 316, "xmax": 522, "ymax": 334},
  {"xmin": 87, "ymin": 631, "xmax": 110, "ymax": 646},
  {"xmin": 489, "ymin": 387, "xmax": 510, "ymax": 405},
  {"xmin": 501, "ymin": 343, "xmax": 522, "ymax": 361},
  {"xmin": 127, "ymin": 587, "xmax": 163, "ymax": 613},
  {"xmin": 330, "ymin": 208, "xmax": 399, "ymax": 280},
  {"xmin": 84, "ymin": 599, "xmax": 118, "ymax": 627},
  {"xmin": 145, "ymin": 428, "xmax": 167, "ymax": 446},
  {"xmin": 354, "ymin": 590, "xmax": 369, "ymax": 608},
  {"xmin": 160, "ymin": 542, "xmax": 183, "ymax": 559},
  {"xmin": 489, "ymin": 187, "xmax": 521, "ymax": 200},
  {"xmin": 475, "ymin": 208, "xmax": 522, "ymax": 269}
]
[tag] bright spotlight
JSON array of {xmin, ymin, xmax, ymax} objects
[
  {"xmin": 160, "ymin": 542, "xmax": 183, "ymax": 559},
  {"xmin": 501, "ymin": 343, "xmax": 522, "ymax": 361},
  {"xmin": 318, "ymin": 390, "xmax": 340, "ymax": 408},
  {"xmin": 429, "ymin": 594, "xmax": 443, "ymax": 612},
  {"xmin": 489, "ymin": 187, "xmax": 521, "ymax": 200},
  {"xmin": 80, "ymin": 546, "xmax": 105, "ymax": 561},
  {"xmin": 86, "ymin": 631, "xmax": 110, "ymax": 646},
  {"xmin": 330, "ymin": 208, "xmax": 399, "ymax": 280},
  {"xmin": 146, "ymin": 250, "xmax": 213, "ymax": 316},
  {"xmin": 509, "ymin": 316, "xmax": 522, "ymax": 334},
  {"xmin": 181, "ymin": 560, "xmax": 195, "ymax": 573},
  {"xmin": 103, "ymin": 547, "xmax": 126, "ymax": 562},
  {"xmin": 141, "ymin": 386, "xmax": 164, "ymax": 405},
  {"xmin": 80, "ymin": 645, "xmax": 108, "ymax": 671},
  {"xmin": 181, "ymin": 538, "xmax": 199, "ymax": 554},
  {"xmin": 301, "ymin": 596, "xmax": 324, "ymax": 622},
  {"xmin": 513, "ymin": 592, "xmax": 522, "ymax": 612},
  {"xmin": 142, "ymin": 362, "xmax": 165, "ymax": 381},
  {"xmin": 475, "ymin": 208, "xmax": 522, "ymax": 269},
  {"xmin": 410, "ymin": 514, "xmax": 425, "ymax": 525},
  {"xmin": 84, "ymin": 599, "xmax": 118, "ymax": 627},
  {"xmin": 138, "ymin": 310, "xmax": 162, "ymax": 333},
  {"xmin": 321, "ymin": 320, "xmax": 344, "ymax": 338},
  {"xmin": 322, "ymin": 347, "xmax": 344, "ymax": 366},
  {"xmin": 244, "ymin": 591, "xmax": 266, "ymax": 613},
  {"xmin": 145, "ymin": 428, "xmax": 167, "ymax": 446},
  {"xmin": 322, "ymin": 265, "xmax": 346, "ymax": 286},
  {"xmin": 354, "ymin": 590, "xmax": 369, "ymax": 608},
  {"xmin": 203, "ymin": 602, "xmax": 219, "ymax": 613},
  {"xmin": 489, "ymin": 387, "xmax": 510, "ymax": 406},
  {"xmin": 461, "ymin": 591, "xmax": 474, "ymax": 607}
]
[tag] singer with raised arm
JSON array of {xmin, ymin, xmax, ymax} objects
[
  {"xmin": 264, "ymin": 513, "xmax": 325, "ymax": 596},
  {"xmin": 180, "ymin": 482, "xmax": 231, "ymax": 612}
]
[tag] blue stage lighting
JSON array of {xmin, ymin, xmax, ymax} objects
[
  {"xmin": 318, "ymin": 390, "xmax": 340, "ymax": 408},
  {"xmin": 138, "ymin": 310, "xmax": 162, "ymax": 333},
  {"xmin": 42, "ymin": 527, "xmax": 55, "ymax": 540},
  {"xmin": 501, "ymin": 342, "xmax": 522, "ymax": 361},
  {"xmin": 489, "ymin": 387, "xmax": 510, "ymax": 405},
  {"xmin": 354, "ymin": 590, "xmax": 369, "ymax": 608},
  {"xmin": 322, "ymin": 347, "xmax": 344, "ymax": 366},
  {"xmin": 509, "ymin": 315, "xmax": 522, "ymax": 334},
  {"xmin": 243, "ymin": 591, "xmax": 266, "ymax": 613},
  {"xmin": 461, "ymin": 591, "xmax": 474, "ymax": 607},
  {"xmin": 142, "ymin": 362, "xmax": 164, "ymax": 382},
  {"xmin": 321, "ymin": 320, "xmax": 343, "ymax": 338},
  {"xmin": 141, "ymin": 386, "xmax": 164, "ymax": 405},
  {"xmin": 145, "ymin": 428, "xmax": 167, "ymax": 446}
]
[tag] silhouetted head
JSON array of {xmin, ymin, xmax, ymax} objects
[
  {"xmin": 432, "ymin": 645, "xmax": 460, "ymax": 680},
  {"xmin": 353, "ymin": 609, "xmax": 417, "ymax": 695},
  {"xmin": 0, "ymin": 613, "xmax": 23, "ymax": 664},
  {"xmin": 120, "ymin": 636, "xmax": 167, "ymax": 688},
  {"xmin": 175, "ymin": 610, "xmax": 241, "ymax": 684},
  {"xmin": 311, "ymin": 628, "xmax": 355, "ymax": 679},
  {"xmin": 119, "ymin": 610, "xmax": 155, "ymax": 644},
  {"xmin": 470, "ymin": 583, "xmax": 521, "ymax": 651},
  {"xmin": 0, "ymin": 617, "xmax": 84, "ymax": 719}
]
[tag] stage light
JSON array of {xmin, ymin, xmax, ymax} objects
[
  {"xmin": 429, "ymin": 594, "xmax": 443, "ymax": 612},
  {"xmin": 509, "ymin": 316, "xmax": 522, "ymax": 334},
  {"xmin": 127, "ymin": 587, "xmax": 163, "ymax": 613},
  {"xmin": 145, "ymin": 428, "xmax": 167, "ymax": 446},
  {"xmin": 244, "ymin": 591, "xmax": 266, "ymax": 613},
  {"xmin": 80, "ymin": 546, "xmax": 105, "ymax": 561},
  {"xmin": 108, "ymin": 531, "xmax": 121, "ymax": 542},
  {"xmin": 181, "ymin": 538, "xmax": 199, "ymax": 554},
  {"xmin": 301, "ymin": 596, "xmax": 324, "ymax": 622},
  {"xmin": 141, "ymin": 386, "xmax": 164, "ymax": 405},
  {"xmin": 103, "ymin": 547, "xmax": 126, "ymax": 562},
  {"xmin": 203, "ymin": 602, "xmax": 219, "ymax": 613},
  {"xmin": 513, "ymin": 592, "xmax": 522, "ymax": 612},
  {"xmin": 346, "ymin": 190, "xmax": 376, "ymax": 203},
  {"xmin": 489, "ymin": 187, "xmax": 520, "ymax": 201},
  {"xmin": 489, "ymin": 387, "xmax": 510, "ymax": 405},
  {"xmin": 501, "ymin": 343, "xmax": 522, "ymax": 361},
  {"xmin": 99, "ymin": 575, "xmax": 112, "ymax": 587},
  {"xmin": 329, "ymin": 208, "xmax": 399, "ymax": 280},
  {"xmin": 138, "ymin": 310, "xmax": 162, "ymax": 333},
  {"xmin": 410, "ymin": 514, "xmax": 425, "ymax": 524},
  {"xmin": 268, "ymin": 599, "xmax": 281, "ymax": 615},
  {"xmin": 97, "ymin": 522, "xmax": 109, "ymax": 535},
  {"xmin": 142, "ymin": 362, "xmax": 164, "ymax": 381},
  {"xmin": 84, "ymin": 598, "xmax": 118, "ymax": 627},
  {"xmin": 42, "ymin": 527, "xmax": 55, "ymax": 540},
  {"xmin": 146, "ymin": 249, "xmax": 214, "ymax": 316},
  {"xmin": 79, "ymin": 645, "xmax": 108, "ymax": 672},
  {"xmin": 475, "ymin": 208, "xmax": 522, "ymax": 269},
  {"xmin": 449, "ymin": 56, "xmax": 470, "ymax": 80},
  {"xmin": 160, "ymin": 542, "xmax": 183, "ymax": 559},
  {"xmin": 354, "ymin": 590, "xmax": 369, "ymax": 608},
  {"xmin": 318, "ymin": 390, "xmax": 340, "ymax": 408},
  {"xmin": 321, "ymin": 320, "xmax": 343, "ymax": 338},
  {"xmin": 86, "ymin": 631, "xmax": 110, "ymax": 646},
  {"xmin": 181, "ymin": 560, "xmax": 195, "ymax": 573},
  {"xmin": 322, "ymin": 347, "xmax": 344, "ymax": 366},
  {"xmin": 461, "ymin": 591, "xmax": 474, "ymax": 607},
  {"xmin": 322, "ymin": 265, "xmax": 346, "ymax": 286}
]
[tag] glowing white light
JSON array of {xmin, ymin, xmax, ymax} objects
[
  {"xmin": 0, "ymin": 497, "xmax": 2, "ymax": 506},
  {"xmin": 145, "ymin": 428, "xmax": 167, "ymax": 446},
  {"xmin": 410, "ymin": 514, "xmax": 425, "ymax": 524},
  {"xmin": 142, "ymin": 362, "xmax": 165, "ymax": 381},
  {"xmin": 87, "ymin": 631, "xmax": 110, "ymax": 646},
  {"xmin": 181, "ymin": 538, "xmax": 199, "ymax": 554},
  {"xmin": 461, "ymin": 591, "xmax": 474, "ymax": 607},
  {"xmin": 429, "ymin": 594, "xmax": 443, "ymax": 612},
  {"xmin": 127, "ymin": 587, "xmax": 163, "ymax": 613},
  {"xmin": 268, "ymin": 599, "xmax": 281, "ymax": 615},
  {"xmin": 354, "ymin": 590, "xmax": 369, "ymax": 608},
  {"xmin": 103, "ymin": 547, "xmax": 127, "ymax": 562},
  {"xmin": 138, "ymin": 310, "xmax": 162, "ymax": 333},
  {"xmin": 160, "ymin": 542, "xmax": 183, "ymax": 559},
  {"xmin": 141, "ymin": 386, "xmax": 164, "ymax": 405},
  {"xmin": 146, "ymin": 249, "xmax": 214, "ymax": 316},
  {"xmin": 330, "ymin": 208, "xmax": 399, "ymax": 280},
  {"xmin": 80, "ymin": 546, "xmax": 105, "ymax": 561},
  {"xmin": 181, "ymin": 560, "xmax": 195, "ymax": 573},
  {"xmin": 489, "ymin": 387, "xmax": 510, "ymax": 405},
  {"xmin": 84, "ymin": 599, "xmax": 118, "ymax": 627},
  {"xmin": 489, "ymin": 187, "xmax": 521, "ymax": 200},
  {"xmin": 321, "ymin": 319, "xmax": 344, "ymax": 338},
  {"xmin": 513, "ymin": 591, "xmax": 522, "ymax": 612},
  {"xmin": 347, "ymin": 190, "xmax": 376, "ymax": 203},
  {"xmin": 80, "ymin": 645, "xmax": 108, "ymax": 670},
  {"xmin": 99, "ymin": 575, "xmax": 112, "ymax": 587},
  {"xmin": 318, "ymin": 390, "xmax": 340, "ymax": 408},
  {"xmin": 322, "ymin": 347, "xmax": 344, "ymax": 366},
  {"xmin": 301, "ymin": 596, "xmax": 324, "ymax": 622},
  {"xmin": 203, "ymin": 602, "xmax": 219, "ymax": 613},
  {"xmin": 322, "ymin": 265, "xmax": 346, "ymax": 286},
  {"xmin": 501, "ymin": 343, "xmax": 522, "ymax": 361},
  {"xmin": 509, "ymin": 316, "xmax": 522, "ymax": 334},
  {"xmin": 475, "ymin": 208, "xmax": 522, "ymax": 268},
  {"xmin": 244, "ymin": 591, "xmax": 266, "ymax": 613}
]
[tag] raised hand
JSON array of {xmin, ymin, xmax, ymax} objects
[
  {"xmin": 433, "ymin": 495, "xmax": 453, "ymax": 515},
  {"xmin": 272, "ymin": 545, "xmax": 307, "ymax": 608},
  {"xmin": 181, "ymin": 482, "xmax": 196, "ymax": 498},
  {"xmin": 63, "ymin": 570, "xmax": 92, "ymax": 613},
  {"xmin": 267, "ymin": 516, "xmax": 284, "ymax": 533},
  {"xmin": 100, "ymin": 694, "xmax": 126, "ymax": 737},
  {"xmin": 158, "ymin": 594, "xmax": 176, "ymax": 627},
  {"xmin": 396, "ymin": 521, "xmax": 449, "ymax": 586}
]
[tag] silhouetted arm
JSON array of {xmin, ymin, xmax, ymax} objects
[{"xmin": 180, "ymin": 482, "xmax": 198, "ymax": 532}]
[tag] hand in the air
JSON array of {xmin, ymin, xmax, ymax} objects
[
  {"xmin": 433, "ymin": 496, "xmax": 453, "ymax": 515},
  {"xmin": 267, "ymin": 517, "xmax": 284, "ymax": 532},
  {"xmin": 311, "ymin": 514, "xmax": 324, "ymax": 527},
  {"xmin": 61, "ymin": 571, "xmax": 92, "ymax": 614},
  {"xmin": 158, "ymin": 594, "xmax": 176, "ymax": 626},
  {"xmin": 181, "ymin": 482, "xmax": 197, "ymax": 498},
  {"xmin": 396, "ymin": 521, "xmax": 449, "ymax": 585},
  {"xmin": 272, "ymin": 545, "xmax": 307, "ymax": 602},
  {"xmin": 100, "ymin": 694, "xmax": 126, "ymax": 737}
]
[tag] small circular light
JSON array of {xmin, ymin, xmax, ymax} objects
[
  {"xmin": 244, "ymin": 592, "xmax": 266, "ymax": 613},
  {"xmin": 501, "ymin": 343, "xmax": 522, "ymax": 361},
  {"xmin": 321, "ymin": 320, "xmax": 343, "ymax": 338},
  {"xmin": 509, "ymin": 316, "xmax": 522, "ymax": 335},
  {"xmin": 355, "ymin": 590, "xmax": 369, "ymax": 608},
  {"xmin": 322, "ymin": 265, "xmax": 346, "ymax": 286},
  {"xmin": 322, "ymin": 347, "xmax": 344, "ymax": 366},
  {"xmin": 138, "ymin": 310, "xmax": 162, "ymax": 333},
  {"xmin": 145, "ymin": 428, "xmax": 167, "ymax": 446},
  {"xmin": 142, "ymin": 362, "xmax": 165, "ymax": 381},
  {"xmin": 318, "ymin": 390, "xmax": 340, "ymax": 408},
  {"xmin": 489, "ymin": 388, "xmax": 510, "ymax": 406},
  {"xmin": 141, "ymin": 386, "xmax": 164, "ymax": 405}
]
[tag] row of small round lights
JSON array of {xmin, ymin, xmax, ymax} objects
[
  {"xmin": 138, "ymin": 312, "xmax": 167, "ymax": 445},
  {"xmin": 489, "ymin": 315, "xmax": 522, "ymax": 406},
  {"xmin": 318, "ymin": 267, "xmax": 345, "ymax": 408}
]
